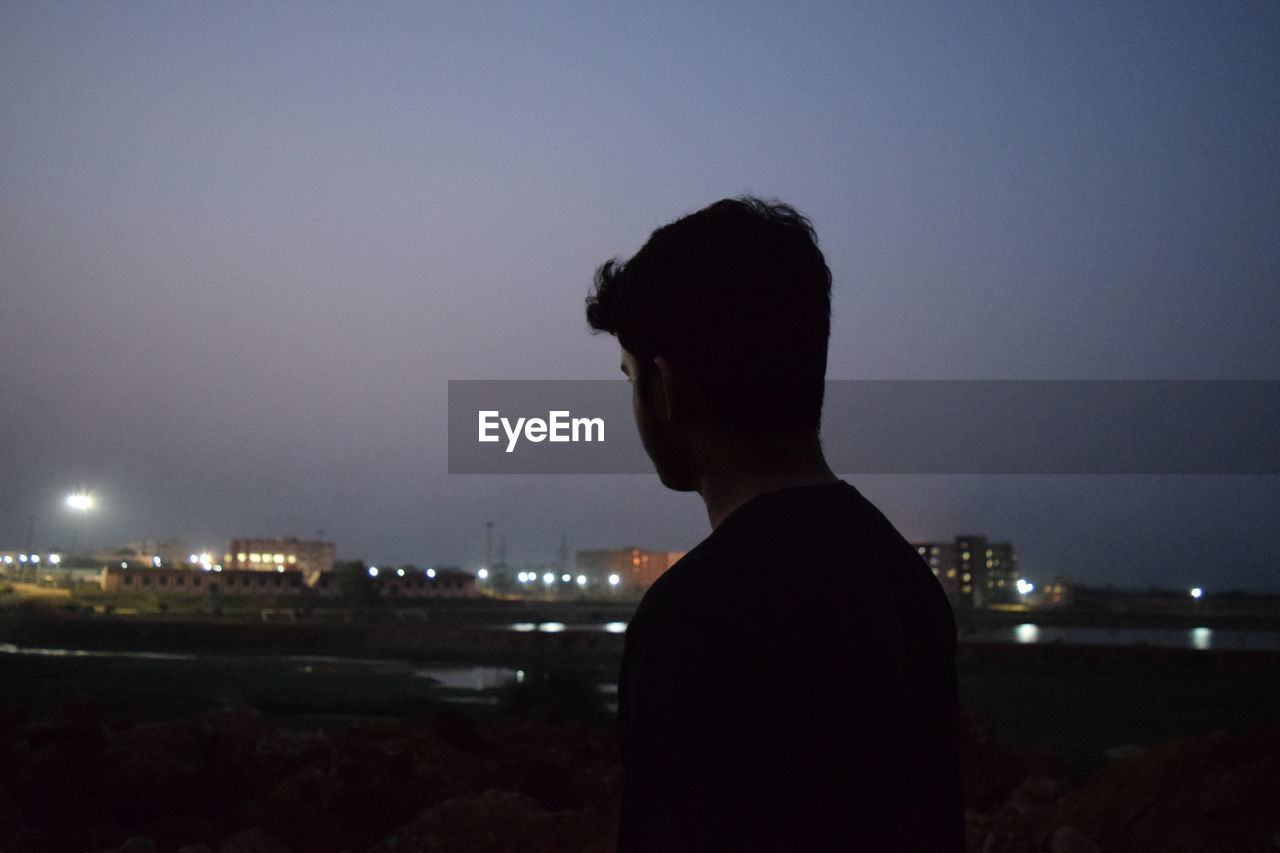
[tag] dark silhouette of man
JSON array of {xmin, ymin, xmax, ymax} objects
[{"xmin": 586, "ymin": 198, "xmax": 965, "ymax": 851}]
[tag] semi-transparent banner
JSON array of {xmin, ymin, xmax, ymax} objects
[{"xmin": 447, "ymin": 380, "xmax": 1280, "ymax": 475}]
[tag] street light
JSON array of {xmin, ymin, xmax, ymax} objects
[{"xmin": 65, "ymin": 492, "xmax": 95, "ymax": 564}]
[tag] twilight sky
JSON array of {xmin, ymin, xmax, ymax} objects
[{"xmin": 3, "ymin": 2, "xmax": 1278, "ymax": 591}]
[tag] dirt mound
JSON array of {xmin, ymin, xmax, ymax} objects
[{"xmin": 972, "ymin": 722, "xmax": 1280, "ymax": 852}]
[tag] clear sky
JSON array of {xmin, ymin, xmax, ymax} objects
[{"xmin": 3, "ymin": 2, "xmax": 1278, "ymax": 590}]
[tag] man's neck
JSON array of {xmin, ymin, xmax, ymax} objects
[{"xmin": 694, "ymin": 431, "xmax": 838, "ymax": 529}]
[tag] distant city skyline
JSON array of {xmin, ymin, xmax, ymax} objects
[{"xmin": 2, "ymin": 3, "xmax": 1277, "ymax": 590}]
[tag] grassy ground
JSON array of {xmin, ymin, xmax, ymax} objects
[
  {"xmin": 957, "ymin": 651, "xmax": 1280, "ymax": 775},
  {"xmin": 4, "ymin": 644, "xmax": 1278, "ymax": 781}
]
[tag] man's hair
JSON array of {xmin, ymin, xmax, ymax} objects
[{"xmin": 586, "ymin": 197, "xmax": 832, "ymax": 431}]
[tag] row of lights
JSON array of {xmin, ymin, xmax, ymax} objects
[
  {"xmin": 2, "ymin": 554, "xmax": 62, "ymax": 565},
  {"xmin": 512, "ymin": 571, "xmax": 621, "ymax": 587},
  {"xmin": 367, "ymin": 566, "xmax": 438, "ymax": 578}
]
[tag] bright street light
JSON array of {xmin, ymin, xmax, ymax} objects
[
  {"xmin": 1190, "ymin": 587, "xmax": 1203, "ymax": 599},
  {"xmin": 66, "ymin": 493, "xmax": 94, "ymax": 511}
]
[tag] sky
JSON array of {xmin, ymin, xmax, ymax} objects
[{"xmin": 2, "ymin": 2, "xmax": 1278, "ymax": 591}]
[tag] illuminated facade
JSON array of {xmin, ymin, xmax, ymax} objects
[
  {"xmin": 913, "ymin": 535, "xmax": 1019, "ymax": 608},
  {"xmin": 223, "ymin": 538, "xmax": 335, "ymax": 577}
]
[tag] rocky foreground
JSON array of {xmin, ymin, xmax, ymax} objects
[{"xmin": 1, "ymin": 699, "xmax": 1277, "ymax": 853}]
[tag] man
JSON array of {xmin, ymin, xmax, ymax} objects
[{"xmin": 585, "ymin": 198, "xmax": 965, "ymax": 851}]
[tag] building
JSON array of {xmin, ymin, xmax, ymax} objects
[
  {"xmin": 914, "ymin": 542, "xmax": 961, "ymax": 602},
  {"xmin": 573, "ymin": 548, "xmax": 686, "ymax": 597},
  {"xmin": 223, "ymin": 538, "xmax": 335, "ymax": 577},
  {"xmin": 100, "ymin": 565, "xmax": 312, "ymax": 596},
  {"xmin": 913, "ymin": 535, "xmax": 1019, "ymax": 608},
  {"xmin": 98, "ymin": 563, "xmax": 477, "ymax": 600}
]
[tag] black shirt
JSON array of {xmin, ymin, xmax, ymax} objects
[{"xmin": 615, "ymin": 481, "xmax": 965, "ymax": 852}]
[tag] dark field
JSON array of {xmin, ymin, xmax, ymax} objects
[
  {"xmin": 4, "ymin": 636, "xmax": 1279, "ymax": 777},
  {"xmin": 3, "ymin": 602, "xmax": 1280, "ymax": 851}
]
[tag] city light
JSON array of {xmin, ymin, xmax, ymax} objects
[
  {"xmin": 151, "ymin": 556, "xmax": 161, "ymax": 567},
  {"xmin": 1190, "ymin": 587, "xmax": 1203, "ymax": 599},
  {"xmin": 543, "ymin": 572, "xmax": 555, "ymax": 584},
  {"xmin": 368, "ymin": 566, "xmax": 379, "ymax": 577},
  {"xmin": 576, "ymin": 574, "xmax": 587, "ymax": 586},
  {"xmin": 426, "ymin": 568, "xmax": 436, "ymax": 578},
  {"xmin": 608, "ymin": 574, "xmax": 620, "ymax": 586},
  {"xmin": 50, "ymin": 554, "xmax": 61, "ymax": 565},
  {"xmin": 518, "ymin": 571, "xmax": 529, "ymax": 582},
  {"xmin": 561, "ymin": 573, "xmax": 571, "ymax": 583},
  {"xmin": 477, "ymin": 568, "xmax": 489, "ymax": 580},
  {"xmin": 1016, "ymin": 579, "xmax": 1034, "ymax": 595},
  {"xmin": 396, "ymin": 568, "xmax": 405, "ymax": 577},
  {"xmin": 66, "ymin": 493, "xmax": 94, "ymax": 511}
]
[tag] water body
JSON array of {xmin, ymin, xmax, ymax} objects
[
  {"xmin": 504, "ymin": 622, "xmax": 1280, "ymax": 652},
  {"xmin": 962, "ymin": 623, "xmax": 1280, "ymax": 651}
]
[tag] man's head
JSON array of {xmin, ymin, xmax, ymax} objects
[{"xmin": 586, "ymin": 197, "xmax": 833, "ymax": 488}]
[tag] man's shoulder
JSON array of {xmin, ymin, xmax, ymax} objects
[{"xmin": 632, "ymin": 480, "xmax": 925, "ymax": 623}]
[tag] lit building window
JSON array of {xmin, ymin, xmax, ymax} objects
[
  {"xmin": 961, "ymin": 552, "xmax": 970, "ymax": 561},
  {"xmin": 250, "ymin": 553, "xmax": 261, "ymax": 563},
  {"xmin": 946, "ymin": 569, "xmax": 957, "ymax": 578},
  {"xmin": 274, "ymin": 554, "xmax": 284, "ymax": 563},
  {"xmin": 237, "ymin": 553, "xmax": 247, "ymax": 562},
  {"xmin": 962, "ymin": 585, "xmax": 971, "ymax": 594},
  {"xmin": 962, "ymin": 573, "xmax": 971, "ymax": 582},
  {"xmin": 917, "ymin": 546, "xmax": 926, "ymax": 555},
  {"xmin": 287, "ymin": 555, "xmax": 296, "ymax": 563}
]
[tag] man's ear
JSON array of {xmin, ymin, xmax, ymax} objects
[{"xmin": 653, "ymin": 356, "xmax": 695, "ymax": 424}]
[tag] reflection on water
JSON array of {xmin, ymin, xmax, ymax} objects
[
  {"xmin": 507, "ymin": 622, "xmax": 622, "ymax": 633},
  {"xmin": 413, "ymin": 665, "xmax": 519, "ymax": 690},
  {"xmin": 968, "ymin": 624, "xmax": 1279, "ymax": 651},
  {"xmin": 1014, "ymin": 623, "xmax": 1040, "ymax": 644},
  {"xmin": 0, "ymin": 642, "xmax": 197, "ymax": 661}
]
